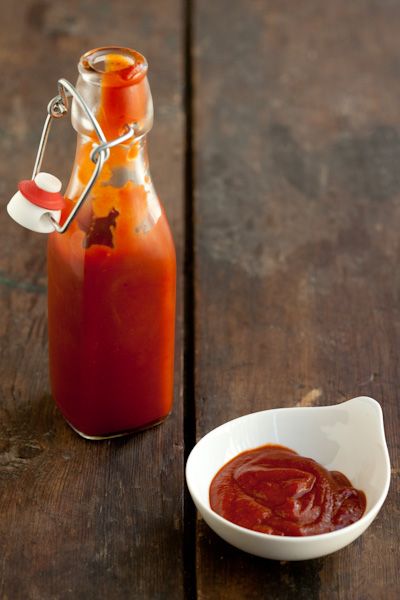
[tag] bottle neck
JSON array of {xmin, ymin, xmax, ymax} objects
[
  {"xmin": 66, "ymin": 132, "xmax": 153, "ymax": 200},
  {"xmin": 66, "ymin": 47, "xmax": 156, "ymax": 203},
  {"xmin": 65, "ymin": 128, "xmax": 161, "ymax": 239},
  {"xmin": 64, "ymin": 47, "xmax": 161, "ymax": 237},
  {"xmin": 72, "ymin": 47, "xmax": 154, "ymax": 140}
]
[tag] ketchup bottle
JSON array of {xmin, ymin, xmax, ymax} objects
[{"xmin": 46, "ymin": 47, "xmax": 176, "ymax": 438}]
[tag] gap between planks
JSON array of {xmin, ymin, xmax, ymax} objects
[{"xmin": 183, "ymin": 0, "xmax": 197, "ymax": 599}]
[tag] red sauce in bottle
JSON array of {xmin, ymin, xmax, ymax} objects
[
  {"xmin": 210, "ymin": 444, "xmax": 366, "ymax": 536},
  {"xmin": 47, "ymin": 49, "xmax": 176, "ymax": 438}
]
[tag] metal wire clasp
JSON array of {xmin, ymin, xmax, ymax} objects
[{"xmin": 32, "ymin": 78, "xmax": 135, "ymax": 234}]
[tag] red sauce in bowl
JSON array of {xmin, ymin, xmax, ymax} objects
[{"xmin": 209, "ymin": 444, "xmax": 366, "ymax": 536}]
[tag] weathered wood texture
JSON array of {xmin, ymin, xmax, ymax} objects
[
  {"xmin": 0, "ymin": 1, "xmax": 184, "ymax": 599},
  {"xmin": 194, "ymin": 1, "xmax": 399, "ymax": 598},
  {"xmin": 2, "ymin": 0, "xmax": 400, "ymax": 598}
]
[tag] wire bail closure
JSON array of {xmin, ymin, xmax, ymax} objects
[{"xmin": 31, "ymin": 78, "xmax": 135, "ymax": 234}]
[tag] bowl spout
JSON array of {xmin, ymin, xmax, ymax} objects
[{"xmin": 338, "ymin": 396, "xmax": 386, "ymax": 440}]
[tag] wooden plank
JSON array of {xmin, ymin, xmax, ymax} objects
[
  {"xmin": 193, "ymin": 1, "xmax": 399, "ymax": 598},
  {"xmin": 0, "ymin": 1, "xmax": 185, "ymax": 598}
]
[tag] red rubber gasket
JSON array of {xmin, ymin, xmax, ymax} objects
[{"xmin": 18, "ymin": 180, "xmax": 66, "ymax": 210}]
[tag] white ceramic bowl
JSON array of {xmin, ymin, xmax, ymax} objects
[{"xmin": 186, "ymin": 397, "xmax": 390, "ymax": 561}]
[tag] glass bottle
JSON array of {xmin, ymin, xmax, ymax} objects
[{"xmin": 47, "ymin": 47, "xmax": 176, "ymax": 439}]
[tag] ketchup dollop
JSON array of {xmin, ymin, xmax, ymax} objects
[{"xmin": 209, "ymin": 445, "xmax": 366, "ymax": 536}]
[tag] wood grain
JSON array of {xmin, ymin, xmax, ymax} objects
[
  {"xmin": 2, "ymin": 0, "xmax": 400, "ymax": 597},
  {"xmin": 193, "ymin": 1, "xmax": 399, "ymax": 598},
  {"xmin": 0, "ymin": 1, "xmax": 185, "ymax": 598}
]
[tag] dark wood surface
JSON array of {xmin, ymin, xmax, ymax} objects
[
  {"xmin": 0, "ymin": 1, "xmax": 185, "ymax": 599},
  {"xmin": 0, "ymin": 1, "xmax": 399, "ymax": 598},
  {"xmin": 194, "ymin": 1, "xmax": 399, "ymax": 599}
]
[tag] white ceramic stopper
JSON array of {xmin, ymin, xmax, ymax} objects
[
  {"xmin": 35, "ymin": 172, "xmax": 62, "ymax": 193},
  {"xmin": 7, "ymin": 172, "xmax": 62, "ymax": 234}
]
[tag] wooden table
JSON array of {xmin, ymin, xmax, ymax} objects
[{"xmin": 0, "ymin": 1, "xmax": 399, "ymax": 598}]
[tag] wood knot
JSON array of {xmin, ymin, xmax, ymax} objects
[{"xmin": 17, "ymin": 443, "xmax": 43, "ymax": 459}]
